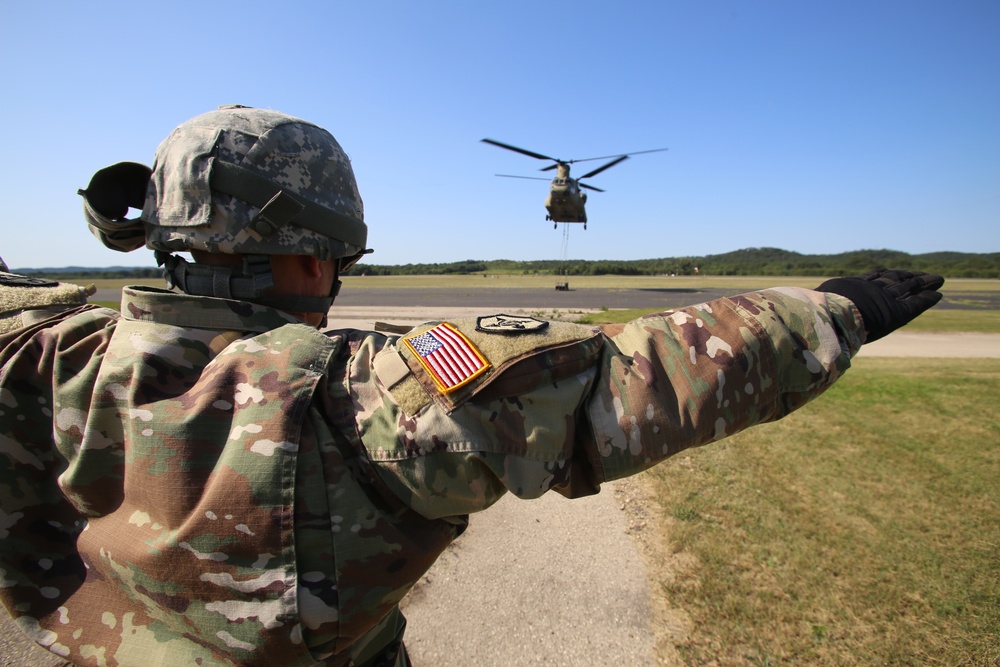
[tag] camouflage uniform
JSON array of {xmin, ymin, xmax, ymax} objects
[{"xmin": 0, "ymin": 274, "xmax": 863, "ymax": 666}]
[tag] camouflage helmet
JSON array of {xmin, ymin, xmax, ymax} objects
[
  {"xmin": 79, "ymin": 106, "xmax": 370, "ymax": 319},
  {"xmin": 142, "ymin": 105, "xmax": 368, "ymax": 261}
]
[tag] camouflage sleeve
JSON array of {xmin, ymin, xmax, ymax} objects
[
  {"xmin": 353, "ymin": 288, "xmax": 863, "ymax": 520},
  {"xmin": 0, "ymin": 306, "xmax": 119, "ymax": 624},
  {"xmin": 589, "ymin": 287, "xmax": 862, "ymax": 480}
]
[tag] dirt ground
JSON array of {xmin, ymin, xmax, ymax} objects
[{"xmin": 3, "ymin": 288, "xmax": 998, "ymax": 667}]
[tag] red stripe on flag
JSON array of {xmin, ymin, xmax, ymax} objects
[{"xmin": 436, "ymin": 326, "xmax": 482, "ymax": 374}]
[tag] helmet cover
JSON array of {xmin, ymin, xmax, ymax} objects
[{"xmin": 142, "ymin": 105, "xmax": 366, "ymax": 260}]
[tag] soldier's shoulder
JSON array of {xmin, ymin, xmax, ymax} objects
[
  {"xmin": 365, "ymin": 314, "xmax": 602, "ymax": 416},
  {"xmin": 0, "ymin": 268, "xmax": 100, "ymax": 335}
]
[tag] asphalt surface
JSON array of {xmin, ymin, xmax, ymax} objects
[{"xmin": 4, "ymin": 286, "xmax": 998, "ymax": 666}]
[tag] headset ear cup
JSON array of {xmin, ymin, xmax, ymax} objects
[
  {"xmin": 83, "ymin": 162, "xmax": 152, "ymax": 219},
  {"xmin": 79, "ymin": 162, "xmax": 153, "ymax": 253}
]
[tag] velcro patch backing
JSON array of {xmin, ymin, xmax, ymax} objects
[
  {"xmin": 389, "ymin": 316, "xmax": 601, "ymax": 414},
  {"xmin": 0, "ymin": 273, "xmax": 93, "ymax": 334}
]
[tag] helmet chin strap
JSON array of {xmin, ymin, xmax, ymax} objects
[
  {"xmin": 314, "ymin": 270, "xmax": 341, "ymax": 329},
  {"xmin": 156, "ymin": 251, "xmax": 337, "ymax": 325}
]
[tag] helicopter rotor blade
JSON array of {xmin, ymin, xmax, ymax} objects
[
  {"xmin": 495, "ymin": 174, "xmax": 552, "ymax": 181},
  {"xmin": 567, "ymin": 147, "xmax": 670, "ymax": 164},
  {"xmin": 481, "ymin": 139, "xmax": 559, "ymax": 163},
  {"xmin": 579, "ymin": 155, "xmax": 629, "ymax": 180},
  {"xmin": 621, "ymin": 147, "xmax": 670, "ymax": 157},
  {"xmin": 579, "ymin": 182, "xmax": 605, "ymax": 193}
]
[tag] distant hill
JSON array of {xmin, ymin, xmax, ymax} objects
[
  {"xmin": 341, "ymin": 248, "xmax": 999, "ymax": 279},
  {"xmin": 13, "ymin": 248, "xmax": 1000, "ymax": 279}
]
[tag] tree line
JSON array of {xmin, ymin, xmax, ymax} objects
[
  {"xmin": 18, "ymin": 248, "xmax": 1000, "ymax": 280},
  {"xmin": 342, "ymin": 248, "xmax": 999, "ymax": 279}
]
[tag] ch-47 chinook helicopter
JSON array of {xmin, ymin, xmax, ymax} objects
[{"xmin": 482, "ymin": 138, "xmax": 668, "ymax": 229}]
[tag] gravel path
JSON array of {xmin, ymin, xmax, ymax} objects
[{"xmin": 398, "ymin": 483, "xmax": 657, "ymax": 667}]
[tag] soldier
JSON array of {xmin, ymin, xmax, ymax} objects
[{"xmin": 0, "ymin": 106, "xmax": 943, "ymax": 666}]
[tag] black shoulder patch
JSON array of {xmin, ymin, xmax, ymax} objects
[
  {"xmin": 476, "ymin": 314, "xmax": 549, "ymax": 335},
  {"xmin": 0, "ymin": 273, "xmax": 58, "ymax": 288}
]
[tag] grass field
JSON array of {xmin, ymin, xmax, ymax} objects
[{"xmin": 640, "ymin": 358, "xmax": 1000, "ymax": 666}]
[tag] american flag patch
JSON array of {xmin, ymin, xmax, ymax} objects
[{"xmin": 402, "ymin": 323, "xmax": 490, "ymax": 393}]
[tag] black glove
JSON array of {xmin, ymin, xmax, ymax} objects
[{"xmin": 817, "ymin": 268, "xmax": 945, "ymax": 343}]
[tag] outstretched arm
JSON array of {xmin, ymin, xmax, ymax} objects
[
  {"xmin": 586, "ymin": 287, "xmax": 863, "ymax": 481},
  {"xmin": 358, "ymin": 271, "xmax": 943, "ymax": 518}
]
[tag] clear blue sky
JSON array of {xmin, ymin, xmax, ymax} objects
[{"xmin": 2, "ymin": 1, "xmax": 997, "ymax": 269}]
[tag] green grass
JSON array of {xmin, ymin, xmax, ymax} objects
[
  {"xmin": 641, "ymin": 358, "xmax": 1000, "ymax": 666},
  {"xmin": 901, "ymin": 308, "xmax": 1000, "ymax": 333}
]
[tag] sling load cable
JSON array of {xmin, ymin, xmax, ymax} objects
[{"xmin": 559, "ymin": 223, "xmax": 570, "ymax": 274}]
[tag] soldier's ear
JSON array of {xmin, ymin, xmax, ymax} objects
[
  {"xmin": 299, "ymin": 255, "xmax": 327, "ymax": 279},
  {"xmin": 272, "ymin": 255, "xmax": 331, "ymax": 288}
]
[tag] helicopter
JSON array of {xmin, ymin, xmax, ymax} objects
[{"xmin": 482, "ymin": 138, "xmax": 668, "ymax": 229}]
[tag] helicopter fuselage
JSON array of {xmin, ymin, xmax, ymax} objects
[
  {"xmin": 545, "ymin": 176, "xmax": 587, "ymax": 223},
  {"xmin": 481, "ymin": 138, "xmax": 667, "ymax": 230},
  {"xmin": 544, "ymin": 163, "xmax": 587, "ymax": 224}
]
